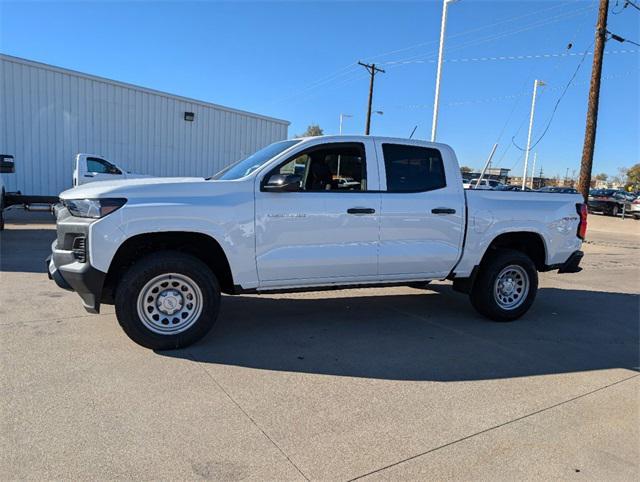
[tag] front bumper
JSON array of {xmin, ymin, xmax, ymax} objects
[{"xmin": 47, "ymin": 209, "xmax": 106, "ymax": 313}]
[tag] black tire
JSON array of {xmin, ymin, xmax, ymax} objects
[
  {"xmin": 610, "ymin": 204, "xmax": 619, "ymax": 217},
  {"xmin": 469, "ymin": 249, "xmax": 538, "ymax": 322},
  {"xmin": 115, "ymin": 251, "xmax": 220, "ymax": 350}
]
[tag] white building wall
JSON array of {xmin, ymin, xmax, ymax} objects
[{"xmin": 0, "ymin": 54, "xmax": 289, "ymax": 196}]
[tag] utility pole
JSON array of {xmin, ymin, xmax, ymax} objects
[
  {"xmin": 358, "ymin": 62, "xmax": 385, "ymax": 135},
  {"xmin": 577, "ymin": 0, "xmax": 609, "ymax": 201},
  {"xmin": 431, "ymin": 0, "xmax": 458, "ymax": 142},
  {"xmin": 522, "ymin": 79, "xmax": 544, "ymax": 190}
]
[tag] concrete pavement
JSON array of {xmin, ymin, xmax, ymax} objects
[{"xmin": 1, "ymin": 209, "xmax": 638, "ymax": 480}]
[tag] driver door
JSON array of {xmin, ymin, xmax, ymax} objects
[{"xmin": 254, "ymin": 140, "xmax": 381, "ymax": 287}]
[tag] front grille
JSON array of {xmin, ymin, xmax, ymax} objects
[{"xmin": 72, "ymin": 236, "xmax": 87, "ymax": 263}]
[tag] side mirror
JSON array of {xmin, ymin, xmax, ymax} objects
[
  {"xmin": 263, "ymin": 173, "xmax": 302, "ymax": 192},
  {"xmin": 0, "ymin": 154, "xmax": 15, "ymax": 174}
]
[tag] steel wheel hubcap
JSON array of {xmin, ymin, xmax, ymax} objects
[
  {"xmin": 136, "ymin": 273, "xmax": 203, "ymax": 335},
  {"xmin": 494, "ymin": 265, "xmax": 529, "ymax": 310}
]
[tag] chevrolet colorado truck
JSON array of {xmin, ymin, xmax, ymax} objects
[{"xmin": 48, "ymin": 136, "xmax": 586, "ymax": 350}]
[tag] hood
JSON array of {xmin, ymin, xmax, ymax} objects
[{"xmin": 59, "ymin": 176, "xmax": 206, "ymax": 200}]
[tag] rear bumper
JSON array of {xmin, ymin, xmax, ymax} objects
[{"xmin": 557, "ymin": 250, "xmax": 584, "ymax": 274}]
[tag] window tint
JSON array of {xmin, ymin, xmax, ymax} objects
[
  {"xmin": 268, "ymin": 143, "xmax": 367, "ymax": 191},
  {"xmin": 382, "ymin": 144, "xmax": 446, "ymax": 192},
  {"xmin": 87, "ymin": 157, "xmax": 120, "ymax": 174}
]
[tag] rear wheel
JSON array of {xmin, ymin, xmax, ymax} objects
[
  {"xmin": 115, "ymin": 251, "xmax": 220, "ymax": 350},
  {"xmin": 469, "ymin": 249, "xmax": 538, "ymax": 322}
]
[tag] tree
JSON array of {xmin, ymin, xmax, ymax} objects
[
  {"xmin": 460, "ymin": 166, "xmax": 473, "ymax": 174},
  {"xmin": 626, "ymin": 163, "xmax": 640, "ymax": 189},
  {"xmin": 297, "ymin": 124, "xmax": 324, "ymax": 137},
  {"xmin": 594, "ymin": 173, "xmax": 608, "ymax": 181}
]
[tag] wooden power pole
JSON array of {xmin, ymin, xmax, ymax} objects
[
  {"xmin": 577, "ymin": 0, "xmax": 609, "ymax": 201},
  {"xmin": 358, "ymin": 62, "xmax": 385, "ymax": 135}
]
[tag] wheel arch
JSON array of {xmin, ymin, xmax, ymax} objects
[
  {"xmin": 102, "ymin": 231, "xmax": 235, "ymax": 303},
  {"xmin": 453, "ymin": 230, "xmax": 546, "ymax": 294},
  {"xmin": 481, "ymin": 231, "xmax": 547, "ymax": 271}
]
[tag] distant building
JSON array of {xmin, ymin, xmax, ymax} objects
[{"xmin": 0, "ymin": 54, "xmax": 290, "ymax": 196}]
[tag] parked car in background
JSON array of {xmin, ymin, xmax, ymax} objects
[
  {"xmin": 587, "ymin": 189, "xmax": 631, "ymax": 217},
  {"xmin": 626, "ymin": 197, "xmax": 640, "ymax": 219},
  {"xmin": 73, "ymin": 154, "xmax": 152, "ymax": 187},
  {"xmin": 49, "ymin": 135, "xmax": 586, "ymax": 350},
  {"xmin": 494, "ymin": 185, "xmax": 532, "ymax": 192},
  {"xmin": 463, "ymin": 178, "xmax": 503, "ymax": 190},
  {"xmin": 537, "ymin": 186, "xmax": 578, "ymax": 194}
]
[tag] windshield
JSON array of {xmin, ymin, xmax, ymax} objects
[{"xmin": 211, "ymin": 140, "xmax": 301, "ymax": 180}]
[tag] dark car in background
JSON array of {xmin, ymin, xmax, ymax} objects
[
  {"xmin": 587, "ymin": 189, "xmax": 633, "ymax": 216},
  {"xmin": 537, "ymin": 186, "xmax": 579, "ymax": 194}
]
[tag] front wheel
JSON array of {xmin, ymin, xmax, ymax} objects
[
  {"xmin": 469, "ymin": 249, "xmax": 538, "ymax": 322},
  {"xmin": 115, "ymin": 251, "xmax": 220, "ymax": 350}
]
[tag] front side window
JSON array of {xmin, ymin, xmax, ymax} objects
[
  {"xmin": 212, "ymin": 140, "xmax": 301, "ymax": 180},
  {"xmin": 87, "ymin": 157, "xmax": 121, "ymax": 175},
  {"xmin": 382, "ymin": 144, "xmax": 446, "ymax": 192},
  {"xmin": 266, "ymin": 143, "xmax": 367, "ymax": 192}
]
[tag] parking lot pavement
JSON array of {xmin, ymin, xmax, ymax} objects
[{"xmin": 1, "ymin": 209, "xmax": 638, "ymax": 480}]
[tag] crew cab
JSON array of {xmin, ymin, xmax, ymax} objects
[
  {"xmin": 73, "ymin": 153, "xmax": 151, "ymax": 187},
  {"xmin": 48, "ymin": 136, "xmax": 586, "ymax": 350}
]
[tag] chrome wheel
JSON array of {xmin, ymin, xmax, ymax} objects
[
  {"xmin": 493, "ymin": 265, "xmax": 529, "ymax": 310},
  {"xmin": 136, "ymin": 273, "xmax": 203, "ymax": 335}
]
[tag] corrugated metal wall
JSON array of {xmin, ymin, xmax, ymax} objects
[{"xmin": 0, "ymin": 55, "xmax": 289, "ymax": 196}]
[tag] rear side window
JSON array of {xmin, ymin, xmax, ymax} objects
[{"xmin": 382, "ymin": 144, "xmax": 446, "ymax": 192}]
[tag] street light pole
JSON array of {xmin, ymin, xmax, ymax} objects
[
  {"xmin": 530, "ymin": 152, "xmax": 537, "ymax": 189},
  {"xmin": 339, "ymin": 113, "xmax": 352, "ymax": 135},
  {"xmin": 522, "ymin": 79, "xmax": 544, "ymax": 190},
  {"xmin": 431, "ymin": 0, "xmax": 457, "ymax": 142}
]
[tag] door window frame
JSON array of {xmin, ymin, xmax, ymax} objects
[{"xmin": 259, "ymin": 141, "xmax": 378, "ymax": 193}]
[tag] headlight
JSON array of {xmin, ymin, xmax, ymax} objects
[{"xmin": 63, "ymin": 198, "xmax": 127, "ymax": 218}]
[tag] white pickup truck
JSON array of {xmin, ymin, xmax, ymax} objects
[
  {"xmin": 48, "ymin": 136, "xmax": 586, "ymax": 350},
  {"xmin": 73, "ymin": 153, "xmax": 150, "ymax": 187}
]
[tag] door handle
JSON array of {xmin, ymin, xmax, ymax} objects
[
  {"xmin": 84, "ymin": 173, "xmax": 96, "ymax": 178},
  {"xmin": 347, "ymin": 207, "xmax": 376, "ymax": 215},
  {"xmin": 431, "ymin": 207, "xmax": 456, "ymax": 215}
]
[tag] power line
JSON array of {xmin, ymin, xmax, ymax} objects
[
  {"xmin": 382, "ymin": 48, "xmax": 637, "ymax": 65},
  {"xmin": 384, "ymin": 5, "xmax": 597, "ymax": 68},
  {"xmin": 511, "ymin": 40, "xmax": 595, "ymax": 153},
  {"xmin": 361, "ymin": 0, "xmax": 579, "ymax": 64},
  {"xmin": 607, "ymin": 30, "xmax": 640, "ymax": 47}
]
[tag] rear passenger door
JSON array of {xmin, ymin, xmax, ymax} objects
[{"xmin": 375, "ymin": 141, "xmax": 465, "ymax": 279}]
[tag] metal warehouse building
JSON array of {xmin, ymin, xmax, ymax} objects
[{"xmin": 0, "ymin": 54, "xmax": 289, "ymax": 196}]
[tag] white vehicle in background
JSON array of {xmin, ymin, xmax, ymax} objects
[
  {"xmin": 49, "ymin": 136, "xmax": 586, "ymax": 350},
  {"xmin": 73, "ymin": 154, "xmax": 151, "ymax": 186},
  {"xmin": 0, "ymin": 154, "xmax": 15, "ymax": 230},
  {"xmin": 463, "ymin": 178, "xmax": 503, "ymax": 190}
]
